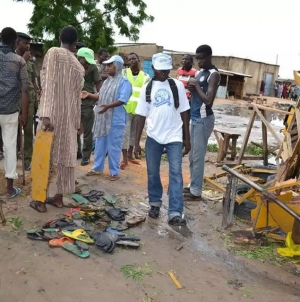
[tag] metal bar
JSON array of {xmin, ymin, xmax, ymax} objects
[
  {"xmin": 228, "ymin": 177, "xmax": 237, "ymax": 225},
  {"xmin": 222, "ymin": 175, "xmax": 232, "ymax": 227},
  {"xmin": 222, "ymin": 165, "xmax": 300, "ymax": 222}
]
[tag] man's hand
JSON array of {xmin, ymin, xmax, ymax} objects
[
  {"xmin": 23, "ymin": 51, "xmax": 31, "ymax": 62},
  {"xmin": 19, "ymin": 114, "xmax": 28, "ymax": 126},
  {"xmin": 183, "ymin": 140, "xmax": 191, "ymax": 155},
  {"xmin": 42, "ymin": 118, "xmax": 54, "ymax": 131},
  {"xmin": 99, "ymin": 104, "xmax": 109, "ymax": 114},
  {"xmin": 81, "ymin": 90, "xmax": 89, "ymax": 99},
  {"xmin": 134, "ymin": 144, "xmax": 142, "ymax": 159}
]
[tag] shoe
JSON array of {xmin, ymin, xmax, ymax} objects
[
  {"xmin": 168, "ymin": 216, "xmax": 187, "ymax": 226},
  {"xmin": 77, "ymin": 152, "xmax": 83, "ymax": 159},
  {"xmin": 24, "ymin": 163, "xmax": 31, "ymax": 171},
  {"xmin": 148, "ymin": 206, "xmax": 160, "ymax": 219},
  {"xmin": 81, "ymin": 158, "xmax": 90, "ymax": 166}
]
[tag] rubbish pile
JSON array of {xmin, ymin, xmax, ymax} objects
[{"xmin": 26, "ymin": 189, "xmax": 146, "ymax": 258}]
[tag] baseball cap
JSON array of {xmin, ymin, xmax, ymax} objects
[
  {"xmin": 77, "ymin": 47, "xmax": 96, "ymax": 65},
  {"xmin": 103, "ymin": 55, "xmax": 124, "ymax": 65},
  {"xmin": 152, "ymin": 53, "xmax": 173, "ymax": 70},
  {"xmin": 76, "ymin": 42, "xmax": 85, "ymax": 50}
]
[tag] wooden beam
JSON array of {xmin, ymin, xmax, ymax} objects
[
  {"xmin": 252, "ymin": 105, "xmax": 282, "ymax": 145},
  {"xmin": 261, "ymin": 110, "xmax": 268, "ymax": 165},
  {"xmin": 248, "ymin": 103, "xmax": 293, "ymax": 115},
  {"xmin": 207, "ymin": 165, "xmax": 244, "ymax": 179},
  {"xmin": 237, "ymin": 111, "xmax": 256, "ymax": 164}
]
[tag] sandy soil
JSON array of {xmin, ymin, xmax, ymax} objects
[
  {"xmin": 0, "ymin": 151, "xmax": 299, "ymax": 302},
  {"xmin": 0, "ymin": 97, "xmax": 299, "ymax": 301}
]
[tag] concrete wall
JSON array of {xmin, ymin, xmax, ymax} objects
[{"xmin": 115, "ymin": 44, "xmax": 281, "ymax": 97}]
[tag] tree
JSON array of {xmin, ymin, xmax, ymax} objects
[{"xmin": 14, "ymin": 0, "xmax": 154, "ymax": 52}]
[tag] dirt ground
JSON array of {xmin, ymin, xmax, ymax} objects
[{"xmin": 0, "ymin": 97, "xmax": 299, "ymax": 302}]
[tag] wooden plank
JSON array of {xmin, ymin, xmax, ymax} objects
[
  {"xmin": 240, "ymin": 156, "xmax": 264, "ymax": 160},
  {"xmin": 214, "ymin": 128, "xmax": 241, "ymax": 136},
  {"xmin": 206, "ymin": 165, "xmax": 244, "ymax": 179},
  {"xmin": 213, "ymin": 129, "xmax": 221, "ymax": 146},
  {"xmin": 204, "ymin": 177, "xmax": 226, "ymax": 193},
  {"xmin": 286, "ymin": 133, "xmax": 293, "ymax": 157},
  {"xmin": 237, "ymin": 111, "xmax": 256, "ymax": 164},
  {"xmin": 252, "ymin": 105, "xmax": 282, "ymax": 145},
  {"xmin": 261, "ymin": 110, "xmax": 268, "ymax": 165},
  {"xmin": 248, "ymin": 103, "xmax": 293, "ymax": 115},
  {"xmin": 31, "ymin": 130, "xmax": 53, "ymax": 202},
  {"xmin": 295, "ymin": 108, "xmax": 300, "ymax": 137},
  {"xmin": 216, "ymin": 136, "xmax": 224, "ymax": 163}
]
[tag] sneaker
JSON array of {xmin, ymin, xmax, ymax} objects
[
  {"xmin": 168, "ymin": 216, "xmax": 187, "ymax": 226},
  {"xmin": 24, "ymin": 163, "xmax": 31, "ymax": 171},
  {"xmin": 148, "ymin": 206, "xmax": 160, "ymax": 219},
  {"xmin": 81, "ymin": 158, "xmax": 90, "ymax": 166}
]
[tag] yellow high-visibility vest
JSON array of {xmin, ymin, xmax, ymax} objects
[{"xmin": 123, "ymin": 68, "xmax": 150, "ymax": 114}]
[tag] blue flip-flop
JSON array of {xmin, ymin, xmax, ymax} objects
[{"xmin": 7, "ymin": 187, "xmax": 21, "ymax": 199}]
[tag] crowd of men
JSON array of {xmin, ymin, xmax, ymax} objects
[{"xmin": 0, "ymin": 25, "xmax": 219, "ymax": 226}]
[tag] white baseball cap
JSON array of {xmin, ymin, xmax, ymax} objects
[
  {"xmin": 152, "ymin": 53, "xmax": 173, "ymax": 70},
  {"xmin": 103, "ymin": 55, "xmax": 124, "ymax": 65}
]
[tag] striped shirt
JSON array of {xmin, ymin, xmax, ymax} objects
[{"xmin": 39, "ymin": 47, "xmax": 85, "ymax": 167}]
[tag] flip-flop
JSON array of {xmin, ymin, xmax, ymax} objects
[
  {"xmin": 120, "ymin": 162, "xmax": 128, "ymax": 170},
  {"xmin": 27, "ymin": 229, "xmax": 62, "ymax": 241},
  {"xmin": 116, "ymin": 240, "xmax": 140, "ymax": 248},
  {"xmin": 128, "ymin": 159, "xmax": 140, "ymax": 165},
  {"xmin": 74, "ymin": 187, "xmax": 82, "ymax": 194},
  {"xmin": 45, "ymin": 198, "xmax": 64, "ymax": 208},
  {"xmin": 105, "ymin": 227, "xmax": 126, "ymax": 236},
  {"xmin": 82, "ymin": 190, "xmax": 104, "ymax": 198},
  {"xmin": 27, "ymin": 229, "xmax": 47, "ymax": 241},
  {"xmin": 49, "ymin": 237, "xmax": 74, "ymax": 247},
  {"xmin": 62, "ymin": 242, "xmax": 90, "ymax": 258},
  {"xmin": 105, "ymin": 208, "xmax": 125, "ymax": 221},
  {"xmin": 93, "ymin": 231, "xmax": 115, "ymax": 253},
  {"xmin": 126, "ymin": 215, "xmax": 146, "ymax": 227},
  {"xmin": 86, "ymin": 170, "xmax": 103, "ymax": 176},
  {"xmin": 75, "ymin": 240, "xmax": 89, "ymax": 250},
  {"xmin": 62, "ymin": 229, "xmax": 94, "ymax": 244},
  {"xmin": 71, "ymin": 194, "xmax": 89, "ymax": 205},
  {"xmin": 110, "ymin": 175, "xmax": 119, "ymax": 181},
  {"xmin": 102, "ymin": 196, "xmax": 117, "ymax": 205},
  {"xmin": 121, "ymin": 236, "xmax": 141, "ymax": 241},
  {"xmin": 30, "ymin": 201, "xmax": 47, "ymax": 213},
  {"xmin": 65, "ymin": 208, "xmax": 81, "ymax": 217},
  {"xmin": 7, "ymin": 187, "xmax": 21, "ymax": 199},
  {"xmin": 110, "ymin": 221, "xmax": 129, "ymax": 231}
]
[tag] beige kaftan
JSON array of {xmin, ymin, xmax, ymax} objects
[{"xmin": 39, "ymin": 47, "xmax": 85, "ymax": 168}]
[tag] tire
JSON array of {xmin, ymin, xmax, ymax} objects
[
  {"xmin": 249, "ymin": 165, "xmax": 277, "ymax": 182},
  {"xmin": 233, "ymin": 184, "xmax": 257, "ymax": 220}
]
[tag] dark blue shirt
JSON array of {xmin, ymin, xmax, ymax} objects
[
  {"xmin": 190, "ymin": 65, "xmax": 219, "ymax": 119},
  {"xmin": 0, "ymin": 44, "xmax": 28, "ymax": 114}
]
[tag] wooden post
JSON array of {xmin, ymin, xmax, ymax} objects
[
  {"xmin": 222, "ymin": 175, "xmax": 232, "ymax": 227},
  {"xmin": 237, "ymin": 111, "xmax": 256, "ymax": 164},
  {"xmin": 261, "ymin": 110, "xmax": 268, "ymax": 166}
]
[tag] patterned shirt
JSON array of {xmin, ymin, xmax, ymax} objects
[{"xmin": 0, "ymin": 44, "xmax": 28, "ymax": 114}]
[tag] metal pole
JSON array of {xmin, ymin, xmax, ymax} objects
[{"xmin": 222, "ymin": 165, "xmax": 300, "ymax": 222}]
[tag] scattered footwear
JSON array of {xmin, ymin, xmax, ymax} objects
[
  {"xmin": 46, "ymin": 197, "xmax": 64, "ymax": 208},
  {"xmin": 7, "ymin": 187, "xmax": 21, "ymax": 199},
  {"xmin": 86, "ymin": 170, "xmax": 102, "ymax": 176},
  {"xmin": 148, "ymin": 206, "xmax": 160, "ymax": 219},
  {"xmin": 105, "ymin": 208, "xmax": 125, "ymax": 221},
  {"xmin": 81, "ymin": 158, "xmax": 90, "ymax": 166},
  {"xmin": 127, "ymin": 215, "xmax": 146, "ymax": 227},
  {"xmin": 102, "ymin": 196, "xmax": 117, "ymax": 205},
  {"xmin": 62, "ymin": 229, "xmax": 94, "ymax": 244},
  {"xmin": 82, "ymin": 190, "xmax": 104, "ymax": 202},
  {"xmin": 116, "ymin": 240, "xmax": 139, "ymax": 248},
  {"xmin": 75, "ymin": 240, "xmax": 89, "ymax": 251},
  {"xmin": 110, "ymin": 221, "xmax": 129, "ymax": 231},
  {"xmin": 168, "ymin": 216, "xmax": 187, "ymax": 226},
  {"xmin": 104, "ymin": 232, "xmax": 119, "ymax": 242},
  {"xmin": 183, "ymin": 193, "xmax": 202, "ymax": 201},
  {"xmin": 24, "ymin": 163, "xmax": 31, "ymax": 171},
  {"xmin": 105, "ymin": 227, "xmax": 125, "ymax": 236},
  {"xmin": 93, "ymin": 231, "xmax": 115, "ymax": 253},
  {"xmin": 62, "ymin": 242, "xmax": 90, "ymax": 258},
  {"xmin": 49, "ymin": 237, "xmax": 74, "ymax": 247},
  {"xmin": 71, "ymin": 194, "xmax": 89, "ymax": 205},
  {"xmin": 120, "ymin": 162, "xmax": 128, "ymax": 170},
  {"xmin": 74, "ymin": 187, "xmax": 82, "ymax": 194}
]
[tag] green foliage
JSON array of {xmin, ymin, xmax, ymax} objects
[
  {"xmin": 7, "ymin": 216, "xmax": 23, "ymax": 230},
  {"xmin": 206, "ymin": 142, "xmax": 263, "ymax": 156},
  {"xmin": 13, "ymin": 0, "xmax": 154, "ymax": 51},
  {"xmin": 207, "ymin": 143, "xmax": 219, "ymax": 152}
]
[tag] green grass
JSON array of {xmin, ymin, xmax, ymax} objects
[
  {"xmin": 6, "ymin": 216, "xmax": 23, "ymax": 230},
  {"xmin": 121, "ymin": 263, "xmax": 152, "ymax": 283},
  {"xmin": 207, "ymin": 142, "xmax": 264, "ymax": 156}
]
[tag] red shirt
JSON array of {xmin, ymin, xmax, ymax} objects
[{"xmin": 177, "ymin": 67, "xmax": 197, "ymax": 99}]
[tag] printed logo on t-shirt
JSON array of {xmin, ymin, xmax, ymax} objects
[
  {"xmin": 200, "ymin": 76, "xmax": 205, "ymax": 82},
  {"xmin": 154, "ymin": 89, "xmax": 172, "ymax": 107}
]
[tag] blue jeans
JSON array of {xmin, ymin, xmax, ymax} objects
[
  {"xmin": 189, "ymin": 115, "xmax": 215, "ymax": 196},
  {"xmin": 93, "ymin": 126, "xmax": 125, "ymax": 176},
  {"xmin": 146, "ymin": 136, "xmax": 183, "ymax": 220}
]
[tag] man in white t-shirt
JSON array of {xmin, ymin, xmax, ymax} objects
[{"xmin": 134, "ymin": 53, "xmax": 190, "ymax": 226}]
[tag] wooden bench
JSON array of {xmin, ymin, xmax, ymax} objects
[{"xmin": 214, "ymin": 128, "xmax": 241, "ymax": 163}]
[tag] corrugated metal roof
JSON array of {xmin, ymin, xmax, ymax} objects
[{"xmin": 219, "ymin": 68, "xmax": 253, "ymax": 78}]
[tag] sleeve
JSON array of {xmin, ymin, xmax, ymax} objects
[
  {"xmin": 19, "ymin": 58, "xmax": 29, "ymax": 84},
  {"xmin": 92, "ymin": 64, "xmax": 101, "ymax": 83},
  {"xmin": 135, "ymin": 83, "xmax": 149, "ymax": 117},
  {"xmin": 177, "ymin": 80, "xmax": 190, "ymax": 113},
  {"xmin": 116, "ymin": 78, "xmax": 132, "ymax": 104},
  {"xmin": 39, "ymin": 48, "xmax": 56, "ymax": 118},
  {"xmin": 144, "ymin": 73, "xmax": 151, "ymax": 84}
]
